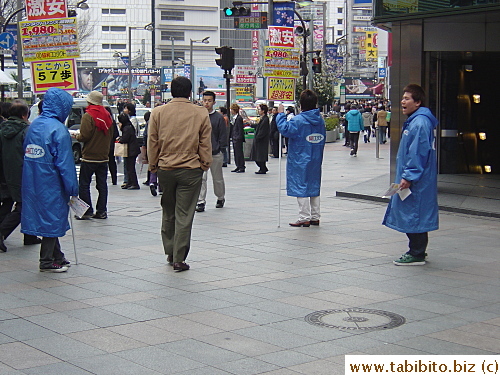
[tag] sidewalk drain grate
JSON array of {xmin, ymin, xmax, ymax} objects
[{"xmin": 305, "ymin": 308, "xmax": 405, "ymax": 332}]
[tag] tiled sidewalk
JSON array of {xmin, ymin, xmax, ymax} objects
[{"xmin": 0, "ymin": 140, "xmax": 499, "ymax": 374}]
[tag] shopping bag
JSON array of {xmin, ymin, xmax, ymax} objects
[{"xmin": 114, "ymin": 142, "xmax": 128, "ymax": 157}]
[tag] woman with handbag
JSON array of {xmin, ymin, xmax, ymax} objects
[{"xmin": 117, "ymin": 113, "xmax": 140, "ymax": 190}]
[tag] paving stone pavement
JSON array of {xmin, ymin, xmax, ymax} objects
[{"xmin": 0, "ymin": 140, "xmax": 499, "ymax": 374}]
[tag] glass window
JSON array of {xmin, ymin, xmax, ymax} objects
[
  {"xmin": 110, "ymin": 9, "xmax": 126, "ymax": 14},
  {"xmin": 161, "ymin": 10, "xmax": 184, "ymax": 21},
  {"xmin": 160, "ymin": 50, "xmax": 186, "ymax": 61},
  {"xmin": 110, "ymin": 26, "xmax": 126, "ymax": 32},
  {"xmin": 102, "ymin": 44, "xmax": 126, "ymax": 50},
  {"xmin": 161, "ymin": 31, "xmax": 185, "ymax": 41},
  {"xmin": 337, "ymin": 30, "xmax": 343, "ymax": 36},
  {"xmin": 338, "ymin": 7, "xmax": 343, "ymax": 12},
  {"xmin": 337, "ymin": 19, "xmax": 343, "ymax": 24}
]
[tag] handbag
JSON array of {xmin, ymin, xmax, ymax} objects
[{"xmin": 114, "ymin": 142, "xmax": 128, "ymax": 157}]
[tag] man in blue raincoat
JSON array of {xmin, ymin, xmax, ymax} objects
[
  {"xmin": 277, "ymin": 89, "xmax": 326, "ymax": 227},
  {"xmin": 21, "ymin": 88, "xmax": 79, "ymax": 273},
  {"xmin": 383, "ymin": 84, "xmax": 438, "ymax": 266}
]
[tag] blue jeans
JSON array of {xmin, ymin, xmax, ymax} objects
[{"xmin": 79, "ymin": 161, "xmax": 109, "ymax": 214}]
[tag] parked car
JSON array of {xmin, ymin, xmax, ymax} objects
[{"xmin": 28, "ymin": 98, "xmax": 116, "ymax": 164}]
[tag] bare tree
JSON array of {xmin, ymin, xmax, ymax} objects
[
  {"xmin": 0, "ymin": 0, "xmax": 20, "ymax": 24},
  {"xmin": 75, "ymin": 12, "xmax": 95, "ymax": 53}
]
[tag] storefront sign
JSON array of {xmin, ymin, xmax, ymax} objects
[
  {"xmin": 263, "ymin": 46, "xmax": 300, "ymax": 77},
  {"xmin": 234, "ymin": 65, "xmax": 257, "ymax": 84},
  {"xmin": 268, "ymin": 26, "xmax": 294, "ymax": 47}
]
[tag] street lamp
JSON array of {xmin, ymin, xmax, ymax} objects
[
  {"xmin": 189, "ymin": 36, "xmax": 210, "ymax": 101},
  {"xmin": 128, "ymin": 22, "xmax": 154, "ymax": 101},
  {"xmin": 68, "ymin": 0, "xmax": 89, "ymax": 16},
  {"xmin": 169, "ymin": 37, "xmax": 175, "ymax": 85}
]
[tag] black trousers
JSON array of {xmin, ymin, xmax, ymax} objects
[
  {"xmin": 233, "ymin": 140, "xmax": 245, "ymax": 170},
  {"xmin": 350, "ymin": 132, "xmax": 360, "ymax": 154},
  {"xmin": 79, "ymin": 161, "xmax": 109, "ymax": 215},
  {"xmin": 0, "ymin": 202, "xmax": 37, "ymax": 241},
  {"xmin": 125, "ymin": 156, "xmax": 139, "ymax": 187},
  {"xmin": 108, "ymin": 154, "xmax": 117, "ymax": 185},
  {"xmin": 256, "ymin": 161, "xmax": 268, "ymax": 172},
  {"xmin": 40, "ymin": 237, "xmax": 65, "ymax": 268},
  {"xmin": 406, "ymin": 232, "xmax": 428, "ymax": 259}
]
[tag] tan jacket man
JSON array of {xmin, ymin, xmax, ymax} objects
[{"xmin": 147, "ymin": 77, "xmax": 212, "ymax": 272}]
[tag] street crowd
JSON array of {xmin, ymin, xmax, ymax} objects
[{"xmin": 0, "ymin": 80, "xmax": 437, "ymax": 273}]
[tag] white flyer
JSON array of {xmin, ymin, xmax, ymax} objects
[{"xmin": 69, "ymin": 196, "xmax": 90, "ymax": 218}]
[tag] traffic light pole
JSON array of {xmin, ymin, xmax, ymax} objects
[{"xmin": 224, "ymin": 70, "xmax": 232, "ymax": 165}]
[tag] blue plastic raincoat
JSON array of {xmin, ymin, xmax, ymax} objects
[
  {"xmin": 383, "ymin": 107, "xmax": 439, "ymax": 233},
  {"xmin": 21, "ymin": 88, "xmax": 79, "ymax": 238},
  {"xmin": 276, "ymin": 109, "xmax": 325, "ymax": 197}
]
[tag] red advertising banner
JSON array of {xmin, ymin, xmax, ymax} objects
[
  {"xmin": 26, "ymin": 0, "xmax": 68, "ymax": 21},
  {"xmin": 268, "ymin": 26, "xmax": 294, "ymax": 47},
  {"xmin": 252, "ymin": 30, "xmax": 259, "ymax": 65}
]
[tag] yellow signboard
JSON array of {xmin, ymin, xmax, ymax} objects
[
  {"xmin": 263, "ymin": 46, "xmax": 300, "ymax": 78},
  {"xmin": 267, "ymin": 78, "xmax": 295, "ymax": 101},
  {"xmin": 20, "ymin": 17, "xmax": 79, "ymax": 62},
  {"xmin": 31, "ymin": 58, "xmax": 78, "ymax": 93},
  {"xmin": 365, "ymin": 32, "xmax": 378, "ymax": 61}
]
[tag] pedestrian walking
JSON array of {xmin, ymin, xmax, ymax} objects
[
  {"xmin": 75, "ymin": 91, "xmax": 113, "ymax": 220},
  {"xmin": 346, "ymin": 104, "xmax": 364, "ymax": 156},
  {"xmin": 196, "ymin": 91, "xmax": 226, "ymax": 212},
  {"xmin": 230, "ymin": 103, "xmax": 245, "ymax": 173},
  {"xmin": 148, "ymin": 76, "xmax": 212, "ymax": 271},
  {"xmin": 21, "ymin": 88, "xmax": 79, "ymax": 273},
  {"xmin": 251, "ymin": 104, "xmax": 270, "ymax": 174},
  {"xmin": 383, "ymin": 84, "xmax": 438, "ymax": 266},
  {"xmin": 117, "ymin": 113, "xmax": 141, "ymax": 190}
]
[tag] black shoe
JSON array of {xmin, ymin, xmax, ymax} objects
[
  {"xmin": 92, "ymin": 211, "xmax": 107, "ymax": 219},
  {"xmin": 24, "ymin": 236, "xmax": 42, "ymax": 245},
  {"xmin": 0, "ymin": 235, "xmax": 6, "ymax": 253},
  {"xmin": 40, "ymin": 263, "xmax": 68, "ymax": 273},
  {"xmin": 142, "ymin": 180, "xmax": 149, "ymax": 186},
  {"xmin": 216, "ymin": 199, "xmax": 225, "ymax": 208},
  {"xmin": 75, "ymin": 214, "xmax": 92, "ymax": 220},
  {"xmin": 195, "ymin": 203, "xmax": 205, "ymax": 212},
  {"xmin": 231, "ymin": 168, "xmax": 239, "ymax": 172},
  {"xmin": 255, "ymin": 170, "xmax": 266, "ymax": 174},
  {"xmin": 121, "ymin": 184, "xmax": 129, "ymax": 189},
  {"xmin": 222, "ymin": 163, "xmax": 227, "ymax": 167},
  {"xmin": 127, "ymin": 185, "xmax": 140, "ymax": 190},
  {"xmin": 173, "ymin": 262, "xmax": 190, "ymax": 271},
  {"xmin": 350, "ymin": 150, "xmax": 355, "ymax": 156},
  {"xmin": 56, "ymin": 258, "xmax": 71, "ymax": 267},
  {"xmin": 235, "ymin": 169, "xmax": 245, "ymax": 173},
  {"xmin": 150, "ymin": 184, "xmax": 157, "ymax": 196}
]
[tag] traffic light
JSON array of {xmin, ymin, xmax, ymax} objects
[
  {"xmin": 215, "ymin": 46, "xmax": 235, "ymax": 72},
  {"xmin": 223, "ymin": 6, "xmax": 251, "ymax": 16},
  {"xmin": 312, "ymin": 56, "xmax": 322, "ymax": 74}
]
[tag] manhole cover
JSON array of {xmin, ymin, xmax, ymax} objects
[{"xmin": 305, "ymin": 308, "xmax": 405, "ymax": 332}]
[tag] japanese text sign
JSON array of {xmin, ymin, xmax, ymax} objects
[
  {"xmin": 26, "ymin": 0, "xmax": 68, "ymax": 21},
  {"xmin": 234, "ymin": 65, "xmax": 257, "ymax": 84},
  {"xmin": 268, "ymin": 26, "xmax": 294, "ymax": 47},
  {"xmin": 267, "ymin": 78, "xmax": 295, "ymax": 101},
  {"xmin": 20, "ymin": 17, "xmax": 79, "ymax": 62},
  {"xmin": 272, "ymin": 2, "xmax": 295, "ymax": 27},
  {"xmin": 234, "ymin": 12, "xmax": 268, "ymax": 29},
  {"xmin": 31, "ymin": 58, "xmax": 77, "ymax": 93},
  {"xmin": 263, "ymin": 46, "xmax": 300, "ymax": 78}
]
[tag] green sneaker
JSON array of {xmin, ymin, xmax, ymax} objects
[{"xmin": 393, "ymin": 253, "xmax": 426, "ymax": 266}]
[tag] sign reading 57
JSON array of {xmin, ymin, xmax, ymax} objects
[{"xmin": 31, "ymin": 58, "xmax": 77, "ymax": 93}]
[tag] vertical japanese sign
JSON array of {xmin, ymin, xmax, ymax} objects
[
  {"xmin": 267, "ymin": 77, "xmax": 295, "ymax": 101},
  {"xmin": 272, "ymin": 2, "xmax": 295, "ymax": 27},
  {"xmin": 31, "ymin": 58, "xmax": 77, "ymax": 93},
  {"xmin": 26, "ymin": 0, "xmax": 68, "ymax": 21},
  {"xmin": 365, "ymin": 32, "xmax": 378, "ymax": 61},
  {"xmin": 268, "ymin": 26, "xmax": 294, "ymax": 47},
  {"xmin": 251, "ymin": 31, "xmax": 259, "ymax": 66}
]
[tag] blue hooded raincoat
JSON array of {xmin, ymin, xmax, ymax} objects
[
  {"xmin": 383, "ymin": 107, "xmax": 438, "ymax": 233},
  {"xmin": 21, "ymin": 88, "xmax": 78, "ymax": 238},
  {"xmin": 276, "ymin": 109, "xmax": 325, "ymax": 197}
]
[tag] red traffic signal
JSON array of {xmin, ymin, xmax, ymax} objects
[{"xmin": 312, "ymin": 57, "xmax": 322, "ymax": 74}]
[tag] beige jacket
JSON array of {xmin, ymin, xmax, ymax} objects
[
  {"xmin": 376, "ymin": 110, "xmax": 388, "ymax": 127},
  {"xmin": 147, "ymin": 98, "xmax": 212, "ymax": 171}
]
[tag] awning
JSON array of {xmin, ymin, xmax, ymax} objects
[{"xmin": 0, "ymin": 70, "xmax": 17, "ymax": 85}]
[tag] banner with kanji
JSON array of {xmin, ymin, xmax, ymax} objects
[
  {"xmin": 268, "ymin": 26, "xmax": 294, "ymax": 48},
  {"xmin": 272, "ymin": 2, "xmax": 295, "ymax": 27},
  {"xmin": 267, "ymin": 77, "xmax": 295, "ymax": 101},
  {"xmin": 26, "ymin": 0, "xmax": 68, "ymax": 21}
]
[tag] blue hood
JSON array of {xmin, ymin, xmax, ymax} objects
[
  {"xmin": 299, "ymin": 109, "xmax": 323, "ymax": 127},
  {"xmin": 42, "ymin": 88, "xmax": 73, "ymax": 123},
  {"xmin": 406, "ymin": 107, "xmax": 438, "ymax": 129}
]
